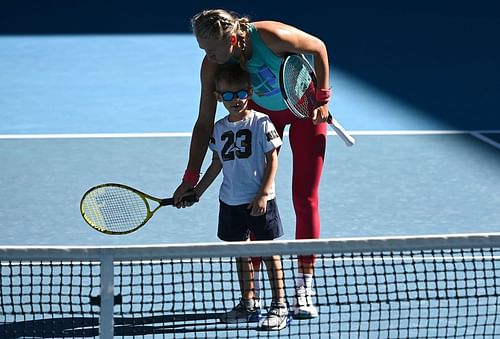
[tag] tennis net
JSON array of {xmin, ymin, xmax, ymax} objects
[{"xmin": 2, "ymin": 233, "xmax": 500, "ymax": 338}]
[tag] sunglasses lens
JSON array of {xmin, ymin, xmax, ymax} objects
[
  {"xmin": 236, "ymin": 90, "xmax": 249, "ymax": 99},
  {"xmin": 222, "ymin": 92, "xmax": 235, "ymax": 101}
]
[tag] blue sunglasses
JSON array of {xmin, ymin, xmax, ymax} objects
[{"xmin": 218, "ymin": 89, "xmax": 249, "ymax": 101}]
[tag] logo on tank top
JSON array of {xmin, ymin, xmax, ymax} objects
[{"xmin": 251, "ymin": 66, "xmax": 281, "ymax": 97}]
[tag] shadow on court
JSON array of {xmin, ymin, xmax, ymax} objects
[
  {"xmin": 0, "ymin": 317, "xmax": 99, "ymax": 338},
  {"xmin": 0, "ymin": 312, "xmax": 230, "ymax": 338}
]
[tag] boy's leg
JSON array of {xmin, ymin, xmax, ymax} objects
[
  {"xmin": 220, "ymin": 257, "xmax": 261, "ymax": 324},
  {"xmin": 236, "ymin": 256, "xmax": 255, "ymax": 301},
  {"xmin": 260, "ymin": 255, "xmax": 289, "ymax": 330},
  {"xmin": 218, "ymin": 202, "xmax": 261, "ymax": 323},
  {"xmin": 248, "ymin": 199, "xmax": 284, "ymax": 301},
  {"xmin": 263, "ymin": 255, "xmax": 285, "ymax": 304}
]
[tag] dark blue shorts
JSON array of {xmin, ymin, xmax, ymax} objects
[{"xmin": 217, "ymin": 199, "xmax": 283, "ymax": 242}]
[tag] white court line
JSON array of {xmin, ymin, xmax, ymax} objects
[
  {"xmin": 0, "ymin": 132, "xmax": 192, "ymax": 139},
  {"xmin": 0, "ymin": 130, "xmax": 499, "ymax": 139},
  {"xmin": 342, "ymin": 130, "xmax": 500, "ymax": 136}
]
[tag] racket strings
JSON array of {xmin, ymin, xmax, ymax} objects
[
  {"xmin": 283, "ymin": 58, "xmax": 316, "ymax": 118},
  {"xmin": 81, "ymin": 187, "xmax": 149, "ymax": 233}
]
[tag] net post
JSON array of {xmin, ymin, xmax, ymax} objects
[{"xmin": 99, "ymin": 254, "xmax": 114, "ymax": 339}]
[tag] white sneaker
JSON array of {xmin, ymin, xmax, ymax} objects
[
  {"xmin": 259, "ymin": 302, "xmax": 289, "ymax": 330},
  {"xmin": 293, "ymin": 286, "xmax": 318, "ymax": 319},
  {"xmin": 220, "ymin": 298, "xmax": 262, "ymax": 323}
]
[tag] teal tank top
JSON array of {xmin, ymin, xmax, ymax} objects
[{"xmin": 245, "ymin": 24, "xmax": 287, "ymax": 111}]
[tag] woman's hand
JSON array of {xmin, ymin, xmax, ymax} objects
[{"xmin": 311, "ymin": 104, "xmax": 329, "ymax": 125}]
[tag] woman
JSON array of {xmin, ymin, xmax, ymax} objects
[{"xmin": 174, "ymin": 8, "xmax": 331, "ymax": 319}]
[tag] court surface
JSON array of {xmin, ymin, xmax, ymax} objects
[{"xmin": 1, "ymin": 34, "xmax": 500, "ymax": 246}]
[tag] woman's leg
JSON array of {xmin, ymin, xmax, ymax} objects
[{"xmin": 289, "ymin": 117, "xmax": 326, "ymax": 318}]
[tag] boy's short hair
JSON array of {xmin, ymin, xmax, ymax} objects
[{"xmin": 214, "ymin": 63, "xmax": 251, "ymax": 88}]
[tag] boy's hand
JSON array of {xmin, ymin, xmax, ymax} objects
[{"xmin": 248, "ymin": 196, "xmax": 267, "ymax": 216}]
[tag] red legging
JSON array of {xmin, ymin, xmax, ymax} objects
[{"xmin": 248, "ymin": 101, "xmax": 327, "ymax": 266}]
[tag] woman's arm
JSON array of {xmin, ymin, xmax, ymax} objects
[
  {"xmin": 174, "ymin": 57, "xmax": 218, "ymax": 203},
  {"xmin": 253, "ymin": 21, "xmax": 330, "ymax": 123}
]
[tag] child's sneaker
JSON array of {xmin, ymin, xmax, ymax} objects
[
  {"xmin": 259, "ymin": 302, "xmax": 289, "ymax": 330},
  {"xmin": 220, "ymin": 298, "xmax": 261, "ymax": 323},
  {"xmin": 293, "ymin": 285, "xmax": 318, "ymax": 319}
]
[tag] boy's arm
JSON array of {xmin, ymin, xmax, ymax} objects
[
  {"xmin": 192, "ymin": 152, "xmax": 222, "ymax": 199},
  {"xmin": 259, "ymin": 148, "xmax": 279, "ymax": 198},
  {"xmin": 248, "ymin": 148, "xmax": 279, "ymax": 216}
]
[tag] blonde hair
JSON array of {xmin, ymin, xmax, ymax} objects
[{"xmin": 191, "ymin": 9, "xmax": 250, "ymax": 66}]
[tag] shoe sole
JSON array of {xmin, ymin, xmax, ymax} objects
[
  {"xmin": 220, "ymin": 311, "xmax": 262, "ymax": 324},
  {"xmin": 259, "ymin": 322, "xmax": 287, "ymax": 331},
  {"xmin": 293, "ymin": 310, "xmax": 319, "ymax": 319}
]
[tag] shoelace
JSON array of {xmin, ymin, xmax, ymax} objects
[
  {"xmin": 296, "ymin": 286, "xmax": 315, "ymax": 297},
  {"xmin": 268, "ymin": 303, "xmax": 287, "ymax": 316}
]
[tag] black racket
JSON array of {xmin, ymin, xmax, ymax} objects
[
  {"xmin": 80, "ymin": 183, "xmax": 198, "ymax": 235},
  {"xmin": 279, "ymin": 53, "xmax": 355, "ymax": 147}
]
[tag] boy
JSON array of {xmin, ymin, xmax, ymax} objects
[{"xmin": 188, "ymin": 63, "xmax": 288, "ymax": 330}]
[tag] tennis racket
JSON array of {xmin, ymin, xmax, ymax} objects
[
  {"xmin": 80, "ymin": 183, "xmax": 198, "ymax": 235},
  {"xmin": 279, "ymin": 53, "xmax": 356, "ymax": 147}
]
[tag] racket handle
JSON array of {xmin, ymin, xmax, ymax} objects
[
  {"xmin": 161, "ymin": 193, "xmax": 199, "ymax": 206},
  {"xmin": 327, "ymin": 113, "xmax": 356, "ymax": 147}
]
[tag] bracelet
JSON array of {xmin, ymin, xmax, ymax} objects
[
  {"xmin": 182, "ymin": 169, "xmax": 200, "ymax": 186},
  {"xmin": 315, "ymin": 87, "xmax": 332, "ymax": 105}
]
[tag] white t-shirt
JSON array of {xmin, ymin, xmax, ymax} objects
[{"xmin": 209, "ymin": 110, "xmax": 282, "ymax": 205}]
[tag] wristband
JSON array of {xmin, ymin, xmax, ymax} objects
[
  {"xmin": 182, "ymin": 169, "xmax": 200, "ymax": 186},
  {"xmin": 315, "ymin": 88, "xmax": 332, "ymax": 105}
]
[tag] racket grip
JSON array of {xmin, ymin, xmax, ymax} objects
[
  {"xmin": 327, "ymin": 114, "xmax": 356, "ymax": 147},
  {"xmin": 161, "ymin": 193, "xmax": 199, "ymax": 206}
]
